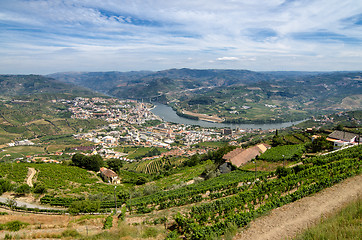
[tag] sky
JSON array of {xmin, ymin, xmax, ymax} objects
[{"xmin": 0, "ymin": 0, "xmax": 362, "ymax": 74}]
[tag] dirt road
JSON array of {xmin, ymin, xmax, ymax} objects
[
  {"xmin": 26, "ymin": 167, "xmax": 36, "ymax": 187},
  {"xmin": 234, "ymin": 174, "xmax": 362, "ymax": 240}
]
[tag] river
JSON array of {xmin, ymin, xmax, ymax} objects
[{"xmin": 151, "ymin": 103, "xmax": 306, "ymax": 130}]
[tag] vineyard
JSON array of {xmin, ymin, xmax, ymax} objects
[
  {"xmin": 258, "ymin": 144, "xmax": 305, "ymax": 162},
  {"xmin": 0, "ymin": 163, "xmax": 120, "ymax": 196},
  {"xmin": 0, "ymin": 144, "xmax": 360, "ymax": 239},
  {"xmin": 135, "ymin": 157, "xmax": 173, "ymax": 174},
  {"xmin": 127, "ymin": 170, "xmax": 270, "ymax": 214},
  {"xmin": 169, "ymin": 145, "xmax": 361, "ymax": 239}
]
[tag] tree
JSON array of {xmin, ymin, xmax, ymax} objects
[
  {"xmin": 117, "ymin": 188, "xmax": 130, "ymax": 203},
  {"xmin": 306, "ymin": 136, "xmax": 333, "ymax": 153},
  {"xmin": 136, "ymin": 176, "xmax": 148, "ymax": 185},
  {"xmin": 71, "ymin": 153, "xmax": 104, "ymax": 172},
  {"xmin": 272, "ymin": 135, "xmax": 285, "ymax": 147},
  {"xmin": 107, "ymin": 158, "xmax": 123, "ymax": 173},
  {"xmin": 6, "ymin": 198, "xmax": 17, "ymax": 210},
  {"xmin": 336, "ymin": 124, "xmax": 344, "ymax": 131},
  {"xmin": 87, "ymin": 155, "xmax": 104, "ymax": 172},
  {"xmin": 0, "ymin": 179, "xmax": 12, "ymax": 195},
  {"xmin": 71, "ymin": 153, "xmax": 86, "ymax": 167},
  {"xmin": 183, "ymin": 154, "xmax": 201, "ymax": 167},
  {"xmin": 33, "ymin": 183, "xmax": 47, "ymax": 194},
  {"xmin": 15, "ymin": 184, "xmax": 31, "ymax": 195}
]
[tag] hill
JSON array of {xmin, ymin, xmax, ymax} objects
[
  {"xmin": 175, "ymin": 71, "xmax": 362, "ymax": 123},
  {"xmin": 49, "ymin": 68, "xmax": 273, "ymax": 100},
  {"xmin": 0, "ymin": 75, "xmax": 107, "ymax": 144},
  {"xmin": 50, "ymin": 69, "xmax": 362, "ymax": 122},
  {"xmin": 48, "ymin": 71, "xmax": 152, "ymax": 94},
  {"xmin": 0, "ymin": 75, "xmax": 100, "ymax": 97}
]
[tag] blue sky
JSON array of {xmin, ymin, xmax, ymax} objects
[{"xmin": 0, "ymin": 0, "xmax": 361, "ymax": 74}]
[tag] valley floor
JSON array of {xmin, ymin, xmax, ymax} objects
[{"xmin": 234, "ymin": 174, "xmax": 362, "ymax": 240}]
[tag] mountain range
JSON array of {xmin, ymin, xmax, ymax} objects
[
  {"xmin": 48, "ymin": 69, "xmax": 362, "ymax": 123},
  {"xmin": 1, "ymin": 69, "xmax": 360, "ymax": 123},
  {"xmin": 0, "ymin": 74, "xmax": 101, "ymax": 99}
]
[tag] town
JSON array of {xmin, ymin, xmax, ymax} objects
[
  {"xmin": 65, "ymin": 97, "xmax": 250, "ymax": 161},
  {"xmin": 2, "ymin": 97, "xmax": 256, "ymax": 164}
]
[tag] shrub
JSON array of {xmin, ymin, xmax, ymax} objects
[
  {"xmin": 103, "ymin": 215, "xmax": 113, "ymax": 229},
  {"xmin": 68, "ymin": 200, "xmax": 100, "ymax": 214},
  {"xmin": 33, "ymin": 184, "xmax": 47, "ymax": 194},
  {"xmin": 276, "ymin": 166, "xmax": 292, "ymax": 178},
  {"xmin": 0, "ymin": 179, "xmax": 13, "ymax": 194},
  {"xmin": 61, "ymin": 229, "xmax": 81, "ymax": 238},
  {"xmin": 142, "ymin": 227, "xmax": 158, "ymax": 238},
  {"xmin": 15, "ymin": 184, "xmax": 31, "ymax": 195},
  {"xmin": 1, "ymin": 221, "xmax": 29, "ymax": 231}
]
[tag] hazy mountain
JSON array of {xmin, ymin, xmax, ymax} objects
[
  {"xmin": 48, "ymin": 69, "xmax": 362, "ymax": 117},
  {"xmin": 48, "ymin": 71, "xmax": 152, "ymax": 94},
  {"xmin": 50, "ymin": 68, "xmax": 273, "ymax": 99},
  {"xmin": 0, "ymin": 74, "xmax": 100, "ymax": 98}
]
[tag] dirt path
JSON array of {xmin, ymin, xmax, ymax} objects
[
  {"xmin": 234, "ymin": 174, "xmax": 362, "ymax": 240},
  {"xmin": 26, "ymin": 167, "xmax": 36, "ymax": 187}
]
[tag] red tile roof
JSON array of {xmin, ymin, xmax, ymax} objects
[{"xmin": 224, "ymin": 144, "xmax": 269, "ymax": 167}]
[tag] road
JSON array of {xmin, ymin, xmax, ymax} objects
[{"xmin": 26, "ymin": 167, "xmax": 36, "ymax": 187}]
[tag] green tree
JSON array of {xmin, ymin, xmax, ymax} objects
[
  {"xmin": 306, "ymin": 136, "xmax": 333, "ymax": 153},
  {"xmin": 71, "ymin": 153, "xmax": 103, "ymax": 172},
  {"xmin": 15, "ymin": 184, "xmax": 31, "ymax": 195},
  {"xmin": 275, "ymin": 166, "xmax": 292, "ymax": 178},
  {"xmin": 87, "ymin": 155, "xmax": 103, "ymax": 172},
  {"xmin": 71, "ymin": 153, "xmax": 85, "ymax": 167},
  {"xmin": 33, "ymin": 183, "xmax": 47, "ymax": 194},
  {"xmin": 0, "ymin": 179, "xmax": 12, "ymax": 195},
  {"xmin": 106, "ymin": 158, "xmax": 123, "ymax": 173},
  {"xmin": 136, "ymin": 176, "xmax": 148, "ymax": 185}
]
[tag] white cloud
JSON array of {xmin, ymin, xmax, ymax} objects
[
  {"xmin": 217, "ymin": 57, "xmax": 239, "ymax": 61},
  {"xmin": 0, "ymin": 0, "xmax": 362, "ymax": 73}
]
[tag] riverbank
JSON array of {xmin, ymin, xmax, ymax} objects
[
  {"xmin": 180, "ymin": 110, "xmax": 224, "ymax": 123},
  {"xmin": 151, "ymin": 103, "xmax": 307, "ymax": 130}
]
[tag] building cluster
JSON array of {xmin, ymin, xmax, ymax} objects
[
  {"xmin": 59, "ymin": 97, "xmax": 249, "ymax": 161},
  {"xmin": 8, "ymin": 139, "xmax": 34, "ymax": 147},
  {"xmin": 54, "ymin": 97, "xmax": 160, "ymax": 124}
]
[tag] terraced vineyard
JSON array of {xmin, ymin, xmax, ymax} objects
[
  {"xmin": 259, "ymin": 144, "xmax": 305, "ymax": 162},
  {"xmin": 169, "ymin": 145, "xmax": 361, "ymax": 239},
  {"xmin": 135, "ymin": 157, "xmax": 174, "ymax": 174},
  {"xmin": 127, "ymin": 170, "xmax": 270, "ymax": 214},
  {"xmin": 0, "ymin": 163, "xmax": 119, "ymax": 196},
  {"xmin": 0, "ymin": 139, "xmax": 360, "ymax": 240}
]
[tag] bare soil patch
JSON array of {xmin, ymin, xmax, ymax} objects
[
  {"xmin": 26, "ymin": 167, "xmax": 36, "ymax": 187},
  {"xmin": 0, "ymin": 212, "xmax": 105, "ymax": 239},
  {"xmin": 234, "ymin": 174, "xmax": 362, "ymax": 240}
]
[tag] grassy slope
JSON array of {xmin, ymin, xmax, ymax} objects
[{"xmin": 294, "ymin": 197, "xmax": 361, "ymax": 240}]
